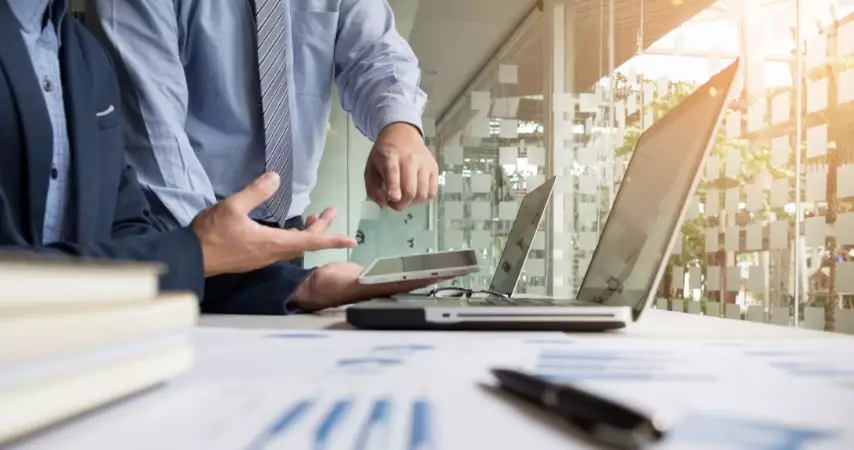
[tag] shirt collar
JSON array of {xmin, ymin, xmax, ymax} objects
[{"xmin": 8, "ymin": 0, "xmax": 68, "ymax": 36}]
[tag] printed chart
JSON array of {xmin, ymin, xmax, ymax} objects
[{"xmin": 248, "ymin": 395, "xmax": 434, "ymax": 450}]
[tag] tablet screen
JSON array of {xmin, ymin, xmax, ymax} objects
[{"xmin": 364, "ymin": 251, "xmax": 477, "ymax": 276}]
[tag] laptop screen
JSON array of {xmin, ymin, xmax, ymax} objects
[
  {"xmin": 488, "ymin": 177, "xmax": 556, "ymax": 295},
  {"xmin": 577, "ymin": 61, "xmax": 738, "ymax": 318}
]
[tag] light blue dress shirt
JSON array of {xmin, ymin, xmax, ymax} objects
[
  {"xmin": 9, "ymin": 0, "xmax": 71, "ymax": 244},
  {"xmin": 88, "ymin": 0, "xmax": 427, "ymax": 227}
]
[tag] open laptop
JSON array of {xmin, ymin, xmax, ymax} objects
[
  {"xmin": 389, "ymin": 176, "xmax": 557, "ymax": 298},
  {"xmin": 347, "ymin": 60, "xmax": 740, "ymax": 331}
]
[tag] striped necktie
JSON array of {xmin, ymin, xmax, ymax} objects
[{"xmin": 254, "ymin": 0, "xmax": 294, "ymax": 225}]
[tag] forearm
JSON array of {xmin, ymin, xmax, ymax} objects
[{"xmin": 200, "ymin": 264, "xmax": 314, "ymax": 315}]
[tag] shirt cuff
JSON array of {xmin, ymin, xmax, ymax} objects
[{"xmin": 372, "ymin": 103, "xmax": 425, "ymax": 141}]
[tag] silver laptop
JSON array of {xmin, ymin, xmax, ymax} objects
[
  {"xmin": 347, "ymin": 60, "xmax": 740, "ymax": 331},
  {"xmin": 390, "ymin": 176, "xmax": 556, "ymax": 299}
]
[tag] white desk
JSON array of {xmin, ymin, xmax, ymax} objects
[{"xmin": 199, "ymin": 308, "xmax": 843, "ymax": 339}]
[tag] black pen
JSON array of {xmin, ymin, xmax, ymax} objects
[{"xmin": 490, "ymin": 368, "xmax": 667, "ymax": 450}]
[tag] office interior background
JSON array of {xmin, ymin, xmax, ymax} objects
[{"xmin": 70, "ymin": 0, "xmax": 854, "ymax": 334}]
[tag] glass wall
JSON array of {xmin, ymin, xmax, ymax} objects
[{"xmin": 428, "ymin": 0, "xmax": 854, "ymax": 335}]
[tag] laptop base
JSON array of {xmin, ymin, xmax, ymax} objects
[{"xmin": 346, "ymin": 301, "xmax": 631, "ymax": 331}]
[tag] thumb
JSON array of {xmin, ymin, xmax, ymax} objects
[{"xmin": 225, "ymin": 172, "xmax": 280, "ymax": 215}]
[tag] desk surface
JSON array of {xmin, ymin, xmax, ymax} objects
[{"xmin": 199, "ymin": 308, "xmax": 842, "ymax": 339}]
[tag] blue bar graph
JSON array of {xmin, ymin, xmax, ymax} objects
[
  {"xmin": 248, "ymin": 400, "xmax": 313, "ymax": 450},
  {"xmin": 314, "ymin": 400, "xmax": 353, "ymax": 450},
  {"xmin": 408, "ymin": 399, "xmax": 433, "ymax": 450},
  {"xmin": 353, "ymin": 399, "xmax": 392, "ymax": 450},
  {"xmin": 533, "ymin": 349, "xmax": 713, "ymax": 382},
  {"xmin": 264, "ymin": 333, "xmax": 330, "ymax": 339},
  {"xmin": 540, "ymin": 373, "xmax": 717, "ymax": 382},
  {"xmin": 248, "ymin": 397, "xmax": 435, "ymax": 450}
]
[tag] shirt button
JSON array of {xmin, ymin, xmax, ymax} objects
[
  {"xmin": 50, "ymin": 165, "xmax": 58, "ymax": 180},
  {"xmin": 43, "ymin": 77, "xmax": 53, "ymax": 92}
]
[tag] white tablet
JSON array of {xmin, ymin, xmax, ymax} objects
[{"xmin": 358, "ymin": 250, "xmax": 479, "ymax": 284}]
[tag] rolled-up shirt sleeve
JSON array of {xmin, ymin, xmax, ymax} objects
[{"xmin": 334, "ymin": 0, "xmax": 428, "ymax": 141}]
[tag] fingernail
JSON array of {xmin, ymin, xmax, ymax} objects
[{"xmin": 263, "ymin": 172, "xmax": 280, "ymax": 184}]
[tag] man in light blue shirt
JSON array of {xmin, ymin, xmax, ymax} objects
[
  {"xmin": 87, "ymin": 0, "xmax": 438, "ymax": 268},
  {"xmin": 12, "ymin": 0, "xmax": 69, "ymax": 245}
]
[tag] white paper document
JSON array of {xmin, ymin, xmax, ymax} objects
[
  {"xmin": 527, "ymin": 146, "xmax": 546, "ymax": 166},
  {"xmin": 22, "ymin": 329, "xmax": 854, "ymax": 450}
]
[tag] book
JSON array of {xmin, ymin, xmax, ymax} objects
[
  {"xmin": 0, "ymin": 254, "xmax": 163, "ymax": 307},
  {"xmin": 0, "ymin": 340, "xmax": 193, "ymax": 444},
  {"xmin": 0, "ymin": 294, "xmax": 198, "ymax": 367}
]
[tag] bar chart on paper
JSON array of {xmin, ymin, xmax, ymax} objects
[
  {"xmin": 249, "ymin": 395, "xmax": 436, "ymax": 450},
  {"xmin": 530, "ymin": 346, "xmax": 717, "ymax": 383}
]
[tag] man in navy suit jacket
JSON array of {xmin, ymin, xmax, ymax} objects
[{"xmin": 0, "ymin": 0, "xmax": 434, "ymax": 314}]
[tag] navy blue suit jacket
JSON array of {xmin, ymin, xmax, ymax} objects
[{"xmin": 0, "ymin": 4, "xmax": 309, "ymax": 314}]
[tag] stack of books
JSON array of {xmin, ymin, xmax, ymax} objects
[{"xmin": 0, "ymin": 255, "xmax": 198, "ymax": 444}]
